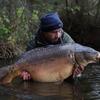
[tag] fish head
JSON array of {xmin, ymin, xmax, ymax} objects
[
  {"xmin": 83, "ymin": 48, "xmax": 100, "ymax": 63},
  {"xmin": 75, "ymin": 44, "xmax": 100, "ymax": 66}
]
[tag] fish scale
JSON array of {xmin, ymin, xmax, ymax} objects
[{"xmin": 0, "ymin": 43, "xmax": 100, "ymax": 84}]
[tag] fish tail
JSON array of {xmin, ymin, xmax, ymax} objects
[{"xmin": 0, "ymin": 65, "xmax": 20, "ymax": 84}]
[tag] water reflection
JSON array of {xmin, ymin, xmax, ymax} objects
[
  {"xmin": 0, "ymin": 81, "xmax": 84, "ymax": 100},
  {"xmin": 81, "ymin": 64, "xmax": 100, "ymax": 100}
]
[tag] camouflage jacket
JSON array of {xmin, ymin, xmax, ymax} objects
[{"xmin": 26, "ymin": 31, "xmax": 75, "ymax": 51}]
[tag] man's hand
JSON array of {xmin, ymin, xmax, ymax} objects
[
  {"xmin": 73, "ymin": 66, "xmax": 85, "ymax": 78},
  {"xmin": 20, "ymin": 71, "xmax": 31, "ymax": 80}
]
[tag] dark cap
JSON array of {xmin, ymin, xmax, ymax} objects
[{"xmin": 40, "ymin": 12, "xmax": 63, "ymax": 32}]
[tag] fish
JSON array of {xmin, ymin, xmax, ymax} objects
[{"xmin": 0, "ymin": 43, "xmax": 100, "ymax": 84}]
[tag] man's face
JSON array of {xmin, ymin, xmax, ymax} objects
[{"xmin": 43, "ymin": 28, "xmax": 63, "ymax": 43}]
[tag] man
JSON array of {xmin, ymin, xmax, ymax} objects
[
  {"xmin": 20, "ymin": 12, "xmax": 80, "ymax": 80},
  {"xmin": 26, "ymin": 13, "xmax": 74, "ymax": 51}
]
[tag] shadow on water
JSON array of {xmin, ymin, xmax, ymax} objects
[{"xmin": 0, "ymin": 59, "xmax": 100, "ymax": 100}]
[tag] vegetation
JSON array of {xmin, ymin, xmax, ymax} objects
[
  {"xmin": 0, "ymin": 0, "xmax": 100, "ymax": 58},
  {"xmin": 62, "ymin": 0, "xmax": 100, "ymax": 35}
]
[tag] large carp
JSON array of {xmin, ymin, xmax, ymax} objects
[{"xmin": 0, "ymin": 43, "xmax": 100, "ymax": 84}]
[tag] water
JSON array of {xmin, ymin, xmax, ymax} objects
[
  {"xmin": 81, "ymin": 64, "xmax": 100, "ymax": 100},
  {"xmin": 0, "ymin": 59, "xmax": 100, "ymax": 100}
]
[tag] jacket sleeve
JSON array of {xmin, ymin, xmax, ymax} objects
[
  {"xmin": 62, "ymin": 32, "xmax": 75, "ymax": 43},
  {"xmin": 26, "ymin": 37, "xmax": 36, "ymax": 51}
]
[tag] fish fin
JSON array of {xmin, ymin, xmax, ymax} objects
[{"xmin": 0, "ymin": 65, "xmax": 20, "ymax": 84}]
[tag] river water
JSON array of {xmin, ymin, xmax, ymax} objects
[{"xmin": 0, "ymin": 60, "xmax": 100, "ymax": 100}]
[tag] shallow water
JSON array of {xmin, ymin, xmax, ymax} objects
[{"xmin": 0, "ymin": 60, "xmax": 100, "ymax": 100}]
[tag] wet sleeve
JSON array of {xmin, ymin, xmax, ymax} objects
[{"xmin": 63, "ymin": 32, "xmax": 75, "ymax": 43}]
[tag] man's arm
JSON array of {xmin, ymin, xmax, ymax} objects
[
  {"xmin": 26, "ymin": 37, "xmax": 36, "ymax": 51},
  {"xmin": 62, "ymin": 32, "xmax": 75, "ymax": 43}
]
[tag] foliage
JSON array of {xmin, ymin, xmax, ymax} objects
[
  {"xmin": 61, "ymin": 0, "xmax": 100, "ymax": 34},
  {"xmin": 0, "ymin": 0, "xmax": 64, "ymax": 51}
]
